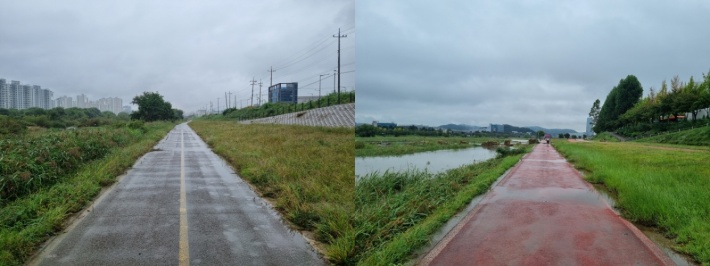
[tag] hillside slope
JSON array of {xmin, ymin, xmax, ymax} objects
[{"xmin": 635, "ymin": 126, "xmax": 710, "ymax": 146}]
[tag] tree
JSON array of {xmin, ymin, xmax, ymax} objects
[
  {"xmin": 172, "ymin": 109, "xmax": 184, "ymax": 120},
  {"xmin": 698, "ymin": 71, "xmax": 710, "ymax": 117},
  {"xmin": 589, "ymin": 99, "xmax": 600, "ymax": 128},
  {"xmin": 356, "ymin": 124, "xmax": 378, "ymax": 137},
  {"xmin": 101, "ymin": 111, "xmax": 117, "ymax": 118},
  {"xmin": 130, "ymin": 92, "xmax": 176, "ymax": 122},
  {"xmin": 84, "ymin": 108, "xmax": 102, "ymax": 118},
  {"xmin": 563, "ymin": 133, "xmax": 571, "ymax": 139},
  {"xmin": 594, "ymin": 75, "xmax": 643, "ymax": 132},
  {"xmin": 536, "ymin": 130, "xmax": 545, "ymax": 139}
]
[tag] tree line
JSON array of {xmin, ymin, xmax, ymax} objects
[{"xmin": 592, "ymin": 71, "xmax": 710, "ymax": 135}]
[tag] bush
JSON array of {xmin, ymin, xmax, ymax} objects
[
  {"xmin": 355, "ymin": 142, "xmax": 365, "ymax": 149},
  {"xmin": 0, "ymin": 116, "xmax": 26, "ymax": 135},
  {"xmin": 496, "ymin": 146, "xmax": 528, "ymax": 158},
  {"xmin": 127, "ymin": 120, "xmax": 147, "ymax": 133}
]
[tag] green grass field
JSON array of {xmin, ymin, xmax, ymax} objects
[
  {"xmin": 0, "ymin": 122, "xmax": 175, "ymax": 266},
  {"xmin": 188, "ymin": 121, "xmax": 354, "ymax": 264},
  {"xmin": 553, "ymin": 140, "xmax": 710, "ymax": 264},
  {"xmin": 356, "ymin": 136, "xmax": 498, "ymax": 157},
  {"xmin": 353, "ymin": 147, "xmax": 528, "ymax": 265}
]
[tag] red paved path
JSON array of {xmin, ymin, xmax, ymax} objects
[{"xmin": 420, "ymin": 144, "xmax": 673, "ymax": 266}]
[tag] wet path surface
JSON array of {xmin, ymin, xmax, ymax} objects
[
  {"xmin": 420, "ymin": 144, "xmax": 673, "ymax": 266},
  {"xmin": 32, "ymin": 123, "xmax": 323, "ymax": 266}
]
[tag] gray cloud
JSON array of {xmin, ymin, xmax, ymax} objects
[
  {"xmin": 355, "ymin": 0, "xmax": 710, "ymax": 131},
  {"xmin": 1, "ymin": 0, "xmax": 354, "ymax": 113}
]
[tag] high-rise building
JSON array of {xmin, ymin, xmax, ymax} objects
[
  {"xmin": 76, "ymin": 94, "xmax": 88, "ymax": 108},
  {"xmin": 31, "ymin": 85, "xmax": 42, "ymax": 108},
  {"xmin": 268, "ymin": 83, "xmax": 298, "ymax": 104},
  {"xmin": 0, "ymin": 79, "xmax": 8, "ymax": 109},
  {"xmin": 490, "ymin": 124, "xmax": 505, "ymax": 133},
  {"xmin": 55, "ymin": 96, "xmax": 74, "ymax": 108},
  {"xmin": 41, "ymin": 89, "xmax": 53, "ymax": 109},
  {"xmin": 10, "ymin": 81, "xmax": 22, "ymax": 109},
  {"xmin": 21, "ymin": 85, "xmax": 33, "ymax": 109}
]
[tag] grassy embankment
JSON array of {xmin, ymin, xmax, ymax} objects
[
  {"xmin": 553, "ymin": 140, "xmax": 710, "ymax": 264},
  {"xmin": 353, "ymin": 146, "xmax": 530, "ymax": 265},
  {"xmin": 635, "ymin": 125, "xmax": 710, "ymax": 146},
  {"xmin": 188, "ymin": 121, "xmax": 354, "ymax": 264},
  {"xmin": 356, "ymin": 136, "xmax": 497, "ymax": 157},
  {"xmin": 592, "ymin": 132, "xmax": 621, "ymax": 142},
  {"xmin": 0, "ymin": 122, "xmax": 175, "ymax": 266}
]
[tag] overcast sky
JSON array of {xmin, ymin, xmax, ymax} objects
[
  {"xmin": 355, "ymin": 0, "xmax": 710, "ymax": 132},
  {"xmin": 0, "ymin": 0, "xmax": 354, "ymax": 114}
]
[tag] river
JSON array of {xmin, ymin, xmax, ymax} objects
[{"xmin": 355, "ymin": 146, "xmax": 498, "ymax": 178}]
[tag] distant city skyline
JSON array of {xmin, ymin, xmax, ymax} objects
[{"xmin": 1, "ymin": 77, "xmax": 126, "ymax": 114}]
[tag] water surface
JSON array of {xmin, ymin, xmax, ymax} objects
[{"xmin": 355, "ymin": 146, "xmax": 497, "ymax": 178}]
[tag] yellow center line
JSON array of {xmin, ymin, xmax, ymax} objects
[{"xmin": 179, "ymin": 127, "xmax": 190, "ymax": 265}]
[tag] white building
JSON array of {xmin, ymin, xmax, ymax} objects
[{"xmin": 586, "ymin": 117, "xmax": 595, "ymax": 136}]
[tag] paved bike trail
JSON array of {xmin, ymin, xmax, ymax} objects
[
  {"xmin": 31, "ymin": 123, "xmax": 324, "ymax": 266},
  {"xmin": 420, "ymin": 143, "xmax": 673, "ymax": 265}
]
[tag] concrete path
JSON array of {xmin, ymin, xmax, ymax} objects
[
  {"xmin": 240, "ymin": 103, "xmax": 354, "ymax": 127},
  {"xmin": 31, "ymin": 123, "xmax": 324, "ymax": 266},
  {"xmin": 420, "ymin": 144, "xmax": 673, "ymax": 266}
]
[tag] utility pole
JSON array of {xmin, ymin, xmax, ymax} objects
[
  {"xmin": 228, "ymin": 91, "xmax": 232, "ymax": 108},
  {"xmin": 258, "ymin": 80, "xmax": 263, "ymax": 105},
  {"xmin": 333, "ymin": 69, "xmax": 336, "ymax": 94},
  {"xmin": 319, "ymin": 73, "xmax": 329, "ymax": 100},
  {"xmin": 217, "ymin": 97, "xmax": 220, "ymax": 113},
  {"xmin": 250, "ymin": 78, "xmax": 257, "ymax": 107},
  {"xmin": 224, "ymin": 92, "xmax": 228, "ymax": 109},
  {"xmin": 268, "ymin": 67, "xmax": 276, "ymax": 87},
  {"xmin": 333, "ymin": 28, "xmax": 347, "ymax": 103}
]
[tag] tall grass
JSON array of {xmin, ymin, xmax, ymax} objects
[
  {"xmin": 354, "ymin": 147, "xmax": 528, "ymax": 265},
  {"xmin": 554, "ymin": 140, "xmax": 710, "ymax": 264},
  {"xmin": 0, "ymin": 122, "xmax": 174, "ymax": 266},
  {"xmin": 188, "ymin": 121, "xmax": 354, "ymax": 264},
  {"xmin": 0, "ymin": 127, "xmax": 142, "ymax": 205}
]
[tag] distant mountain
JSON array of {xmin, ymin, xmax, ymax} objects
[
  {"xmin": 504, "ymin": 124, "xmax": 535, "ymax": 134},
  {"xmin": 526, "ymin": 126, "xmax": 579, "ymax": 136}
]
